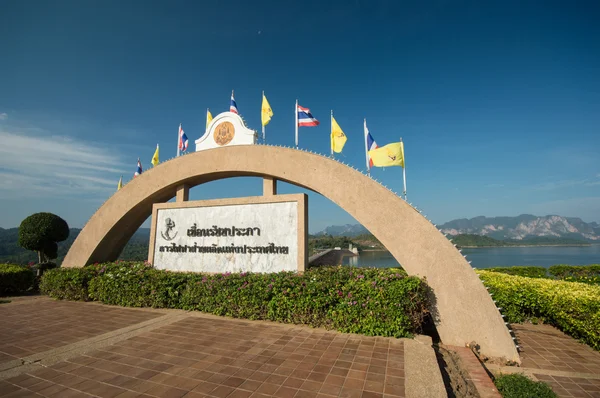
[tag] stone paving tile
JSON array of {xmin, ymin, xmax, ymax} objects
[
  {"xmin": 2, "ymin": 316, "xmax": 406, "ymax": 397},
  {"xmin": 512, "ymin": 323, "xmax": 600, "ymax": 375},
  {"xmin": 0, "ymin": 297, "xmax": 160, "ymax": 365},
  {"xmin": 508, "ymin": 323, "xmax": 600, "ymax": 398},
  {"xmin": 533, "ymin": 374, "xmax": 600, "ymax": 398}
]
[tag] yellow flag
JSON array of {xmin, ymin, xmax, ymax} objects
[
  {"xmin": 368, "ymin": 142, "xmax": 405, "ymax": 168},
  {"xmin": 151, "ymin": 144, "xmax": 159, "ymax": 167},
  {"xmin": 331, "ymin": 116, "xmax": 347, "ymax": 153},
  {"xmin": 206, "ymin": 109, "xmax": 213, "ymax": 128},
  {"xmin": 117, "ymin": 176, "xmax": 123, "ymax": 191},
  {"xmin": 261, "ymin": 93, "xmax": 273, "ymax": 126}
]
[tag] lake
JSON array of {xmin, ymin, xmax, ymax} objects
[{"xmin": 343, "ymin": 245, "xmax": 600, "ymax": 268}]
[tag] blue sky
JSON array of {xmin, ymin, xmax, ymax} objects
[{"xmin": 1, "ymin": 0, "xmax": 599, "ymax": 233}]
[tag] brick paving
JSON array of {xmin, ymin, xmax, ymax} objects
[
  {"xmin": 0, "ymin": 298, "xmax": 160, "ymax": 366},
  {"xmin": 509, "ymin": 323, "xmax": 600, "ymax": 398},
  {"xmin": 0, "ymin": 300, "xmax": 407, "ymax": 398},
  {"xmin": 513, "ymin": 323, "xmax": 600, "ymax": 375}
]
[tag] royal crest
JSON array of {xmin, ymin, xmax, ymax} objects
[{"xmin": 213, "ymin": 121, "xmax": 235, "ymax": 146}]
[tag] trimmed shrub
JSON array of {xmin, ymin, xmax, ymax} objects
[
  {"xmin": 486, "ymin": 266, "xmax": 549, "ymax": 279},
  {"xmin": 0, "ymin": 264, "xmax": 35, "ymax": 296},
  {"xmin": 477, "ymin": 270, "xmax": 600, "ymax": 350},
  {"xmin": 494, "ymin": 374, "xmax": 557, "ymax": 398},
  {"xmin": 486, "ymin": 265, "xmax": 600, "ymax": 285},
  {"xmin": 39, "ymin": 267, "xmax": 97, "ymax": 301},
  {"xmin": 18, "ymin": 212, "xmax": 69, "ymax": 263},
  {"xmin": 41, "ymin": 262, "xmax": 431, "ymax": 338},
  {"xmin": 548, "ymin": 264, "xmax": 600, "ymax": 285}
]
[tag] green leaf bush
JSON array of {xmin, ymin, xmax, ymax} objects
[
  {"xmin": 41, "ymin": 262, "xmax": 430, "ymax": 338},
  {"xmin": 477, "ymin": 270, "xmax": 600, "ymax": 350},
  {"xmin": 39, "ymin": 266, "xmax": 96, "ymax": 301},
  {"xmin": 494, "ymin": 374, "xmax": 557, "ymax": 398},
  {"xmin": 0, "ymin": 263, "xmax": 35, "ymax": 296},
  {"xmin": 18, "ymin": 212, "xmax": 69, "ymax": 263},
  {"xmin": 484, "ymin": 264, "xmax": 600, "ymax": 285},
  {"xmin": 486, "ymin": 266, "xmax": 549, "ymax": 279}
]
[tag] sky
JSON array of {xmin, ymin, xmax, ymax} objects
[{"xmin": 1, "ymin": 0, "xmax": 599, "ymax": 233}]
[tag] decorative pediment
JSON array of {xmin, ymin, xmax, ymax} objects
[{"xmin": 195, "ymin": 112, "xmax": 257, "ymax": 152}]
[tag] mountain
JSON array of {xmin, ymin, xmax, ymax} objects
[
  {"xmin": 451, "ymin": 234, "xmax": 590, "ymax": 247},
  {"xmin": 439, "ymin": 215, "xmax": 600, "ymax": 241},
  {"xmin": 315, "ymin": 224, "xmax": 369, "ymax": 237},
  {"xmin": 317, "ymin": 214, "xmax": 600, "ymax": 241},
  {"xmin": 0, "ymin": 227, "xmax": 151, "ymax": 265}
]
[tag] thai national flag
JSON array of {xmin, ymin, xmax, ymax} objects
[
  {"xmin": 230, "ymin": 92, "xmax": 238, "ymax": 114},
  {"xmin": 297, "ymin": 104, "xmax": 319, "ymax": 127},
  {"xmin": 179, "ymin": 124, "xmax": 188, "ymax": 152},
  {"xmin": 134, "ymin": 159, "xmax": 142, "ymax": 177},
  {"xmin": 365, "ymin": 121, "xmax": 379, "ymax": 167}
]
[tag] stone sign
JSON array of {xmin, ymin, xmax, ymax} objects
[{"xmin": 148, "ymin": 194, "xmax": 307, "ymax": 273}]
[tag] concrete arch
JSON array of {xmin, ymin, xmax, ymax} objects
[{"xmin": 63, "ymin": 145, "xmax": 519, "ymax": 362}]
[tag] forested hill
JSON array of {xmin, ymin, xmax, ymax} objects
[
  {"xmin": 0, "ymin": 228, "xmax": 384, "ymax": 264},
  {"xmin": 452, "ymin": 234, "xmax": 591, "ymax": 248},
  {"xmin": 0, "ymin": 228, "xmax": 150, "ymax": 265}
]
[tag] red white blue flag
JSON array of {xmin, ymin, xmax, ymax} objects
[
  {"xmin": 179, "ymin": 124, "xmax": 188, "ymax": 152},
  {"xmin": 230, "ymin": 91, "xmax": 238, "ymax": 114},
  {"xmin": 364, "ymin": 120, "xmax": 379, "ymax": 168},
  {"xmin": 134, "ymin": 158, "xmax": 142, "ymax": 177},
  {"xmin": 297, "ymin": 104, "xmax": 319, "ymax": 127}
]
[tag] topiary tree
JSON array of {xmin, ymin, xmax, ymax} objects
[{"xmin": 18, "ymin": 213, "xmax": 69, "ymax": 264}]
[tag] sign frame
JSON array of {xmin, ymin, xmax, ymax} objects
[{"xmin": 148, "ymin": 194, "xmax": 308, "ymax": 273}]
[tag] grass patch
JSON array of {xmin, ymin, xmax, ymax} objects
[{"xmin": 494, "ymin": 374, "xmax": 557, "ymax": 398}]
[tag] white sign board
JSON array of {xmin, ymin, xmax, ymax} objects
[{"xmin": 152, "ymin": 201, "xmax": 299, "ymax": 273}]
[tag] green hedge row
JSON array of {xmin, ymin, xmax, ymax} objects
[
  {"xmin": 41, "ymin": 262, "xmax": 430, "ymax": 338},
  {"xmin": 0, "ymin": 264, "xmax": 35, "ymax": 296},
  {"xmin": 477, "ymin": 270, "xmax": 600, "ymax": 350},
  {"xmin": 484, "ymin": 264, "xmax": 600, "ymax": 285},
  {"xmin": 486, "ymin": 266, "xmax": 548, "ymax": 279}
]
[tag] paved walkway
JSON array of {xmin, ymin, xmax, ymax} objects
[
  {"xmin": 487, "ymin": 323, "xmax": 600, "ymax": 398},
  {"xmin": 0, "ymin": 296, "xmax": 444, "ymax": 398}
]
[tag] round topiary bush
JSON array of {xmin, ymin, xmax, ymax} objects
[
  {"xmin": 0, "ymin": 264, "xmax": 35, "ymax": 296},
  {"xmin": 18, "ymin": 212, "xmax": 69, "ymax": 263}
]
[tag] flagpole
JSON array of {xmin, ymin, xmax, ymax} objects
[
  {"xmin": 295, "ymin": 99, "xmax": 299, "ymax": 149},
  {"xmin": 206, "ymin": 108, "xmax": 210, "ymax": 131},
  {"xmin": 364, "ymin": 118, "xmax": 370, "ymax": 177},
  {"xmin": 177, "ymin": 124, "xmax": 181, "ymax": 157},
  {"xmin": 330, "ymin": 110, "xmax": 334, "ymax": 156},
  {"xmin": 401, "ymin": 137, "xmax": 407, "ymax": 201},
  {"xmin": 262, "ymin": 91, "xmax": 266, "ymax": 143}
]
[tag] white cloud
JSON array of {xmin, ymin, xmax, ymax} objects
[
  {"xmin": 0, "ymin": 130, "xmax": 127, "ymax": 199},
  {"xmin": 0, "ymin": 113, "xmax": 7, "ymax": 120}
]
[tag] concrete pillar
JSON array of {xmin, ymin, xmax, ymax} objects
[
  {"xmin": 263, "ymin": 177, "xmax": 277, "ymax": 196},
  {"xmin": 176, "ymin": 184, "xmax": 189, "ymax": 202}
]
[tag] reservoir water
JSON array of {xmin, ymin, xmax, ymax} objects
[{"xmin": 342, "ymin": 245, "xmax": 600, "ymax": 268}]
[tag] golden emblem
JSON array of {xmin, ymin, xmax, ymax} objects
[{"xmin": 213, "ymin": 122, "xmax": 235, "ymax": 146}]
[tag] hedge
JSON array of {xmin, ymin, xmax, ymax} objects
[
  {"xmin": 41, "ymin": 262, "xmax": 430, "ymax": 338},
  {"xmin": 494, "ymin": 374, "xmax": 557, "ymax": 398},
  {"xmin": 0, "ymin": 263, "xmax": 35, "ymax": 296},
  {"xmin": 477, "ymin": 270, "xmax": 600, "ymax": 350},
  {"xmin": 484, "ymin": 265, "xmax": 600, "ymax": 285},
  {"xmin": 486, "ymin": 266, "xmax": 549, "ymax": 279}
]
